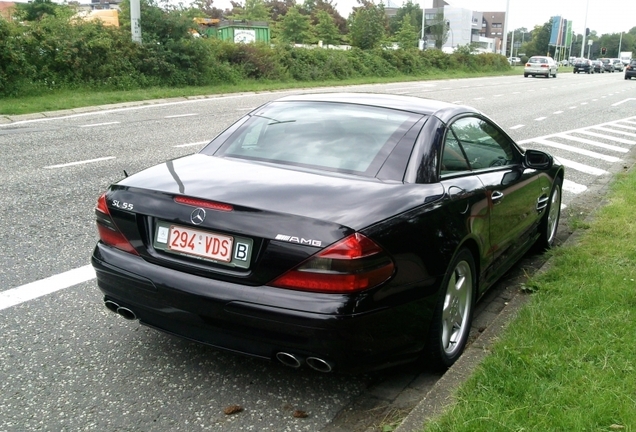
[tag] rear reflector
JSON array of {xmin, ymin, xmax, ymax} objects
[
  {"xmin": 174, "ymin": 196, "xmax": 233, "ymax": 212},
  {"xmin": 95, "ymin": 193, "xmax": 139, "ymax": 255},
  {"xmin": 269, "ymin": 233, "xmax": 394, "ymax": 293}
]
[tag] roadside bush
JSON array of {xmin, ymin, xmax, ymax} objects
[{"xmin": 0, "ymin": 20, "xmax": 36, "ymax": 96}]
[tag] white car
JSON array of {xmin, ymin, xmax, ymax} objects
[
  {"xmin": 612, "ymin": 59, "xmax": 624, "ymax": 72},
  {"xmin": 524, "ymin": 56, "xmax": 558, "ymax": 78}
]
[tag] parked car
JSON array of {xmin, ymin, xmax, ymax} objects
[
  {"xmin": 524, "ymin": 56, "xmax": 558, "ymax": 78},
  {"xmin": 91, "ymin": 93, "xmax": 564, "ymax": 373},
  {"xmin": 625, "ymin": 59, "xmax": 636, "ymax": 79},
  {"xmin": 612, "ymin": 59, "xmax": 624, "ymax": 72},
  {"xmin": 508, "ymin": 57, "xmax": 521, "ymax": 66},
  {"xmin": 591, "ymin": 60, "xmax": 604, "ymax": 73},
  {"xmin": 573, "ymin": 58, "xmax": 593, "ymax": 74},
  {"xmin": 600, "ymin": 58, "xmax": 615, "ymax": 72}
]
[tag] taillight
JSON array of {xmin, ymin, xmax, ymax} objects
[
  {"xmin": 268, "ymin": 233, "xmax": 394, "ymax": 294},
  {"xmin": 95, "ymin": 193, "xmax": 139, "ymax": 255},
  {"xmin": 541, "ymin": 64, "xmax": 548, "ymax": 68},
  {"xmin": 525, "ymin": 63, "xmax": 531, "ymax": 67}
]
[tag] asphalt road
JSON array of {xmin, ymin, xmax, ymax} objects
[{"xmin": 1, "ymin": 72, "xmax": 635, "ymax": 432}]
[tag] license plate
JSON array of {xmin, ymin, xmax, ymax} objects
[{"xmin": 167, "ymin": 225, "xmax": 233, "ymax": 262}]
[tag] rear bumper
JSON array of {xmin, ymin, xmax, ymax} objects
[{"xmin": 91, "ymin": 243, "xmax": 432, "ymax": 373}]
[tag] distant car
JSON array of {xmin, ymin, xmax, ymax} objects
[
  {"xmin": 600, "ymin": 58, "xmax": 615, "ymax": 72},
  {"xmin": 591, "ymin": 60, "xmax": 604, "ymax": 73},
  {"xmin": 559, "ymin": 59, "xmax": 569, "ymax": 66},
  {"xmin": 524, "ymin": 56, "xmax": 558, "ymax": 78},
  {"xmin": 508, "ymin": 57, "xmax": 521, "ymax": 66},
  {"xmin": 91, "ymin": 93, "xmax": 564, "ymax": 373},
  {"xmin": 612, "ymin": 59, "xmax": 624, "ymax": 72},
  {"xmin": 573, "ymin": 58, "xmax": 593, "ymax": 74},
  {"xmin": 625, "ymin": 59, "xmax": 636, "ymax": 80}
]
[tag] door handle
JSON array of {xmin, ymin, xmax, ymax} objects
[{"xmin": 491, "ymin": 190, "xmax": 504, "ymax": 204}]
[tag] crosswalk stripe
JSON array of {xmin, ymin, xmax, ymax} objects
[
  {"xmin": 555, "ymin": 157, "xmax": 609, "ymax": 176},
  {"xmin": 556, "ymin": 134, "xmax": 629, "ymax": 152},
  {"xmin": 576, "ymin": 130, "xmax": 636, "ymax": 145},
  {"xmin": 562, "ymin": 179, "xmax": 587, "ymax": 194},
  {"xmin": 532, "ymin": 138, "xmax": 621, "ymax": 162},
  {"xmin": 591, "ymin": 126, "xmax": 636, "ymax": 138}
]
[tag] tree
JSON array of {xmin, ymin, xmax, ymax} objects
[
  {"xmin": 424, "ymin": 9, "xmax": 448, "ymax": 49},
  {"xmin": 314, "ymin": 10, "xmax": 341, "ymax": 45},
  {"xmin": 388, "ymin": 0, "xmax": 421, "ymax": 37},
  {"xmin": 265, "ymin": 0, "xmax": 295, "ymax": 22},
  {"xmin": 312, "ymin": 0, "xmax": 347, "ymax": 35},
  {"xmin": 15, "ymin": 0, "xmax": 69, "ymax": 21},
  {"xmin": 521, "ymin": 20, "xmax": 552, "ymax": 57},
  {"xmin": 230, "ymin": 0, "xmax": 270, "ymax": 21},
  {"xmin": 277, "ymin": 5, "xmax": 313, "ymax": 43},
  {"xmin": 348, "ymin": 1, "xmax": 386, "ymax": 50},
  {"xmin": 190, "ymin": 0, "xmax": 225, "ymax": 19},
  {"xmin": 395, "ymin": 15, "xmax": 418, "ymax": 50}
]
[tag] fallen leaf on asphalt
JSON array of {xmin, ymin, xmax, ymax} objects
[
  {"xmin": 293, "ymin": 410, "xmax": 308, "ymax": 418},
  {"xmin": 224, "ymin": 405, "xmax": 244, "ymax": 415}
]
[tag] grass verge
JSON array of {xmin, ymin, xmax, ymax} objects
[
  {"xmin": 0, "ymin": 69, "xmax": 522, "ymax": 116},
  {"xmin": 424, "ymin": 168, "xmax": 636, "ymax": 431}
]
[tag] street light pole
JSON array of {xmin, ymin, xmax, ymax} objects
[
  {"xmin": 502, "ymin": 0, "xmax": 510, "ymax": 56},
  {"xmin": 580, "ymin": 0, "xmax": 589, "ymax": 57}
]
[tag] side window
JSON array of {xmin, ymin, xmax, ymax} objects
[
  {"xmin": 450, "ymin": 117, "xmax": 517, "ymax": 170},
  {"xmin": 441, "ymin": 130, "xmax": 470, "ymax": 175}
]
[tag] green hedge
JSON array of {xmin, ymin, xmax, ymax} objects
[{"xmin": 0, "ymin": 16, "xmax": 510, "ymax": 98}]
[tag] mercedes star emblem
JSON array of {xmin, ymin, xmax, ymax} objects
[{"xmin": 190, "ymin": 208, "xmax": 206, "ymax": 225}]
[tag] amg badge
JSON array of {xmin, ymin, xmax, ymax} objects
[{"xmin": 275, "ymin": 234, "xmax": 322, "ymax": 247}]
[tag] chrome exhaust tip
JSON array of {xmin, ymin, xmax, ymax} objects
[
  {"xmin": 276, "ymin": 352, "xmax": 303, "ymax": 369},
  {"xmin": 306, "ymin": 357, "xmax": 334, "ymax": 373},
  {"xmin": 116, "ymin": 306, "xmax": 137, "ymax": 320},
  {"xmin": 104, "ymin": 300, "xmax": 120, "ymax": 313}
]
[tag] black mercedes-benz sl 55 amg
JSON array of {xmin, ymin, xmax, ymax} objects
[{"xmin": 91, "ymin": 93, "xmax": 563, "ymax": 373}]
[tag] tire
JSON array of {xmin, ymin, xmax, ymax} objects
[
  {"xmin": 524, "ymin": 73, "xmax": 529, "ymax": 77},
  {"xmin": 536, "ymin": 179, "xmax": 562, "ymax": 250},
  {"xmin": 425, "ymin": 248, "xmax": 476, "ymax": 370}
]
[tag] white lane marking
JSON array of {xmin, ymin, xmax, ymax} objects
[
  {"xmin": 569, "ymin": 106, "xmax": 577, "ymax": 109},
  {"xmin": 174, "ymin": 140, "xmax": 209, "ymax": 148},
  {"xmin": 0, "ymin": 265, "xmax": 96, "ymax": 311},
  {"xmin": 563, "ymin": 179, "xmax": 588, "ymax": 194},
  {"xmin": 554, "ymin": 111, "xmax": 564, "ymax": 114},
  {"xmin": 580, "ymin": 102, "xmax": 588, "ymax": 105},
  {"xmin": 44, "ymin": 156, "xmax": 116, "ymax": 169},
  {"xmin": 591, "ymin": 126, "xmax": 636, "ymax": 138},
  {"xmin": 535, "ymin": 117, "xmax": 547, "ymax": 121},
  {"xmin": 556, "ymin": 134, "xmax": 629, "ymax": 153},
  {"xmin": 494, "ymin": 94, "xmax": 503, "ymax": 97},
  {"xmin": 621, "ymin": 120, "xmax": 636, "ymax": 126},
  {"xmin": 555, "ymin": 157, "xmax": 609, "ymax": 176},
  {"xmin": 0, "ymin": 92, "xmax": 294, "ymax": 128},
  {"xmin": 612, "ymin": 98, "xmax": 636, "ymax": 106},
  {"xmin": 80, "ymin": 122, "xmax": 120, "ymax": 128},
  {"xmin": 165, "ymin": 113, "xmax": 198, "ymax": 119},
  {"xmin": 532, "ymin": 138, "xmax": 621, "ymax": 162},
  {"xmin": 509, "ymin": 124, "xmax": 525, "ymax": 130},
  {"xmin": 575, "ymin": 130, "xmax": 635, "ymax": 145},
  {"xmin": 474, "ymin": 97, "xmax": 485, "ymax": 100}
]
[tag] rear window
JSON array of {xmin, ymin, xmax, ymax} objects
[
  {"xmin": 529, "ymin": 57, "xmax": 547, "ymax": 64},
  {"xmin": 212, "ymin": 101, "xmax": 420, "ymax": 176}
]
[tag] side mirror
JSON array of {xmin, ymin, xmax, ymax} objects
[{"xmin": 524, "ymin": 149, "xmax": 553, "ymax": 170}]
